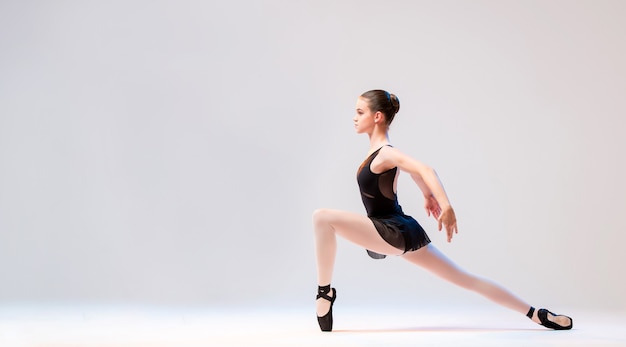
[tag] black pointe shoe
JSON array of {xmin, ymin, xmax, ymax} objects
[
  {"xmin": 527, "ymin": 306, "xmax": 573, "ymax": 330},
  {"xmin": 316, "ymin": 286, "xmax": 337, "ymax": 332}
]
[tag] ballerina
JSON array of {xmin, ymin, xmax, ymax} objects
[{"xmin": 313, "ymin": 89, "xmax": 573, "ymax": 332}]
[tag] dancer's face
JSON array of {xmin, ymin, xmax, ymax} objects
[{"xmin": 353, "ymin": 97, "xmax": 376, "ymax": 134}]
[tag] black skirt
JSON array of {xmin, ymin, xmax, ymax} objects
[{"xmin": 367, "ymin": 213, "xmax": 431, "ymax": 258}]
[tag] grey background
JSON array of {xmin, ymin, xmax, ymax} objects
[{"xmin": 1, "ymin": 1, "xmax": 625, "ymax": 310}]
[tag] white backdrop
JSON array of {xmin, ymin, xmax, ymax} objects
[{"xmin": 1, "ymin": 1, "xmax": 625, "ymax": 311}]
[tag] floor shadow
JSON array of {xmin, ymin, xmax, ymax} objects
[{"xmin": 334, "ymin": 326, "xmax": 543, "ymax": 333}]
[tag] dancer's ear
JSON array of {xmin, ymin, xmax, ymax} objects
[{"xmin": 374, "ymin": 111, "xmax": 384, "ymax": 124}]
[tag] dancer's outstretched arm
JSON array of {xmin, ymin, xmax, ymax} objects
[
  {"xmin": 411, "ymin": 174, "xmax": 443, "ymax": 219},
  {"xmin": 376, "ymin": 147, "xmax": 458, "ymax": 241}
]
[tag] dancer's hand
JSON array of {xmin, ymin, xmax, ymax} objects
[
  {"xmin": 437, "ymin": 206, "xmax": 458, "ymax": 243},
  {"xmin": 424, "ymin": 195, "xmax": 441, "ymax": 219}
]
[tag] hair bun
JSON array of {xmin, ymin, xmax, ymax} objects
[{"xmin": 389, "ymin": 94, "xmax": 400, "ymax": 114}]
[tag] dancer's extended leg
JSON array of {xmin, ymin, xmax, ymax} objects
[
  {"xmin": 402, "ymin": 244, "xmax": 530, "ymax": 313},
  {"xmin": 402, "ymin": 244, "xmax": 571, "ymax": 327}
]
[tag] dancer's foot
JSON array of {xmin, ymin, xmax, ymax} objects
[
  {"xmin": 527, "ymin": 306, "xmax": 573, "ymax": 330},
  {"xmin": 316, "ymin": 285, "xmax": 336, "ymax": 332}
]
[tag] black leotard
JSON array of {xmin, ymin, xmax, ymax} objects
[
  {"xmin": 357, "ymin": 146, "xmax": 431, "ymax": 256},
  {"xmin": 357, "ymin": 147, "xmax": 401, "ymax": 217}
]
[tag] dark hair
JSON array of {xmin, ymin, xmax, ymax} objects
[{"xmin": 360, "ymin": 89, "xmax": 400, "ymax": 126}]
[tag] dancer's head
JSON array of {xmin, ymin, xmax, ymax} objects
[{"xmin": 354, "ymin": 90, "xmax": 400, "ymax": 133}]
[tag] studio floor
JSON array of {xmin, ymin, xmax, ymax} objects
[{"xmin": 1, "ymin": 304, "xmax": 625, "ymax": 347}]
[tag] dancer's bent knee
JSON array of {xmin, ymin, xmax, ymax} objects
[
  {"xmin": 312, "ymin": 208, "xmax": 338, "ymax": 233},
  {"xmin": 313, "ymin": 208, "xmax": 340, "ymax": 225}
]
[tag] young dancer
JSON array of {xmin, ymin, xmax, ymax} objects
[{"xmin": 312, "ymin": 89, "xmax": 573, "ymax": 332}]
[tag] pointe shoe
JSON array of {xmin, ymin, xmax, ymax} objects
[
  {"xmin": 316, "ymin": 287, "xmax": 337, "ymax": 332},
  {"xmin": 527, "ymin": 306, "xmax": 573, "ymax": 330}
]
